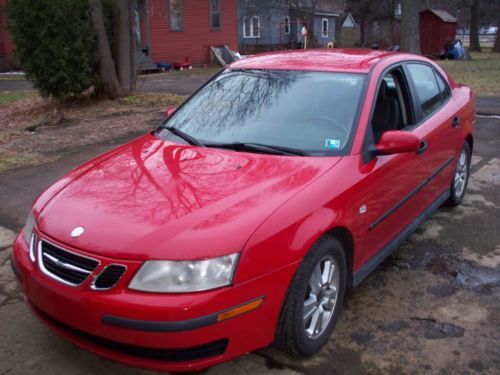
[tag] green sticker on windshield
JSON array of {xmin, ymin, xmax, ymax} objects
[{"xmin": 325, "ymin": 139, "xmax": 340, "ymax": 149}]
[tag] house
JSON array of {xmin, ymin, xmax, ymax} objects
[
  {"xmin": 338, "ymin": 12, "xmax": 360, "ymax": 47},
  {"xmin": 137, "ymin": 0, "xmax": 238, "ymax": 67},
  {"xmin": 237, "ymin": 0, "xmax": 345, "ymax": 53},
  {"xmin": 347, "ymin": 0, "xmax": 401, "ymax": 48},
  {"xmin": 0, "ymin": 0, "xmax": 239, "ymax": 72},
  {"xmin": 0, "ymin": 0, "xmax": 15, "ymax": 71}
]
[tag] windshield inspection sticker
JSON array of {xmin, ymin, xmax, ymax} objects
[{"xmin": 325, "ymin": 139, "xmax": 341, "ymax": 149}]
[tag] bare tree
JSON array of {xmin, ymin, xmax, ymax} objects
[
  {"xmin": 89, "ymin": 0, "xmax": 123, "ymax": 98},
  {"xmin": 400, "ymin": 0, "xmax": 420, "ymax": 53},
  {"xmin": 115, "ymin": 0, "xmax": 136, "ymax": 94},
  {"xmin": 469, "ymin": 0, "xmax": 481, "ymax": 51},
  {"xmin": 493, "ymin": 0, "xmax": 500, "ymax": 52}
]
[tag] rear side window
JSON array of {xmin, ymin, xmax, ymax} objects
[
  {"xmin": 406, "ymin": 64, "xmax": 443, "ymax": 118},
  {"xmin": 434, "ymin": 70, "xmax": 451, "ymax": 101}
]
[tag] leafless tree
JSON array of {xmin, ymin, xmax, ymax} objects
[
  {"xmin": 115, "ymin": 0, "xmax": 136, "ymax": 94},
  {"xmin": 493, "ymin": 0, "xmax": 500, "ymax": 52},
  {"xmin": 400, "ymin": 0, "xmax": 420, "ymax": 53},
  {"xmin": 89, "ymin": 0, "xmax": 122, "ymax": 98},
  {"xmin": 89, "ymin": 0, "xmax": 137, "ymax": 98},
  {"xmin": 468, "ymin": 0, "xmax": 481, "ymax": 51}
]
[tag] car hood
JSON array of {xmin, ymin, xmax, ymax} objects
[{"xmin": 38, "ymin": 134, "xmax": 340, "ymax": 260}]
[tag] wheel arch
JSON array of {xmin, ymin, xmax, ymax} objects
[
  {"xmin": 465, "ymin": 133, "xmax": 473, "ymax": 152},
  {"xmin": 325, "ymin": 226, "xmax": 355, "ymax": 288}
]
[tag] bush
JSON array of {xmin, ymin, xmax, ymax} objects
[{"xmin": 7, "ymin": 0, "xmax": 99, "ymax": 99}]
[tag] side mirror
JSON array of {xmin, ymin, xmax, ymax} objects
[
  {"xmin": 165, "ymin": 106, "xmax": 177, "ymax": 118},
  {"xmin": 375, "ymin": 130, "xmax": 420, "ymax": 156}
]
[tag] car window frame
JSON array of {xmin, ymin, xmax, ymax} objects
[
  {"xmin": 155, "ymin": 68, "xmax": 370, "ymax": 157},
  {"xmin": 361, "ymin": 62, "xmax": 418, "ymax": 163},
  {"xmin": 402, "ymin": 61, "xmax": 452, "ymax": 128}
]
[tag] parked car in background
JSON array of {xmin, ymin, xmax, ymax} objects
[{"xmin": 12, "ymin": 49, "xmax": 475, "ymax": 372}]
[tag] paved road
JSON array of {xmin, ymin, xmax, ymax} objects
[{"xmin": 0, "ymin": 70, "xmax": 219, "ymax": 96}]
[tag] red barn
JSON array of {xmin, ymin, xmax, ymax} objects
[
  {"xmin": 137, "ymin": 0, "xmax": 238, "ymax": 67},
  {"xmin": 0, "ymin": 0, "xmax": 16, "ymax": 71},
  {"xmin": 419, "ymin": 9, "xmax": 457, "ymax": 57}
]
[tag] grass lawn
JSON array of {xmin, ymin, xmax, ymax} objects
[
  {"xmin": 0, "ymin": 90, "xmax": 37, "ymax": 106},
  {"xmin": 437, "ymin": 50, "xmax": 500, "ymax": 96}
]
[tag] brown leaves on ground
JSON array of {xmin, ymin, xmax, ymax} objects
[{"xmin": 0, "ymin": 93, "xmax": 186, "ymax": 172}]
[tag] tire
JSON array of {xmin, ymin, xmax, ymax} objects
[
  {"xmin": 446, "ymin": 142, "xmax": 471, "ymax": 207},
  {"xmin": 275, "ymin": 236, "xmax": 347, "ymax": 357}
]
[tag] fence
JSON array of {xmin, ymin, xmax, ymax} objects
[{"xmin": 455, "ymin": 32, "xmax": 497, "ymax": 48}]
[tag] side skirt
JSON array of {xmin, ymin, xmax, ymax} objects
[{"xmin": 352, "ymin": 189, "xmax": 450, "ymax": 287}]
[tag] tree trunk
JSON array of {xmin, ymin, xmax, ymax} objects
[
  {"xmin": 129, "ymin": 0, "xmax": 137, "ymax": 92},
  {"xmin": 89, "ymin": 0, "xmax": 122, "ymax": 98},
  {"xmin": 115, "ymin": 0, "xmax": 132, "ymax": 95},
  {"xmin": 469, "ymin": 0, "xmax": 481, "ymax": 52},
  {"xmin": 400, "ymin": 0, "xmax": 420, "ymax": 54},
  {"xmin": 493, "ymin": 0, "xmax": 500, "ymax": 52}
]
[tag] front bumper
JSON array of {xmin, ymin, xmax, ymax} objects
[{"xmin": 12, "ymin": 232, "xmax": 297, "ymax": 372}]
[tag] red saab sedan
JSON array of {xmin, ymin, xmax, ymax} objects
[{"xmin": 12, "ymin": 50, "xmax": 475, "ymax": 371}]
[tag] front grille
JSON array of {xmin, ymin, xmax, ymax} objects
[
  {"xmin": 39, "ymin": 240, "xmax": 99, "ymax": 286},
  {"xmin": 33, "ymin": 304, "xmax": 228, "ymax": 362},
  {"xmin": 92, "ymin": 265, "xmax": 126, "ymax": 290}
]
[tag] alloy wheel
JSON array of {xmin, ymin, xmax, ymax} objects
[{"xmin": 303, "ymin": 255, "xmax": 339, "ymax": 339}]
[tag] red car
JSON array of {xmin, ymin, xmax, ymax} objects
[{"xmin": 12, "ymin": 49, "xmax": 475, "ymax": 372}]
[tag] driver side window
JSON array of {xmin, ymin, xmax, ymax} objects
[{"xmin": 371, "ymin": 68, "xmax": 414, "ymax": 144}]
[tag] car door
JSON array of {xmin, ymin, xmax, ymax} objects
[
  {"xmin": 404, "ymin": 63, "xmax": 462, "ymax": 204},
  {"xmin": 354, "ymin": 67, "xmax": 436, "ymax": 269}
]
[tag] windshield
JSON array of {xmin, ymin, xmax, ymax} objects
[{"xmin": 157, "ymin": 69, "xmax": 366, "ymax": 156}]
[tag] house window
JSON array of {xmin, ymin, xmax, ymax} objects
[
  {"xmin": 243, "ymin": 16, "xmax": 260, "ymax": 38},
  {"xmin": 245, "ymin": 0, "xmax": 256, "ymax": 6},
  {"xmin": 210, "ymin": 0, "xmax": 221, "ymax": 30},
  {"xmin": 169, "ymin": 0, "xmax": 183, "ymax": 31},
  {"xmin": 284, "ymin": 16, "xmax": 290, "ymax": 35},
  {"xmin": 395, "ymin": 2, "xmax": 402, "ymax": 19},
  {"xmin": 322, "ymin": 18, "xmax": 328, "ymax": 38}
]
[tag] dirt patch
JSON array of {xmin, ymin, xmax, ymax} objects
[{"xmin": 0, "ymin": 93, "xmax": 186, "ymax": 172}]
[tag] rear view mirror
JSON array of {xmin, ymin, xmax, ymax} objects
[
  {"xmin": 165, "ymin": 106, "xmax": 177, "ymax": 118},
  {"xmin": 375, "ymin": 131, "xmax": 420, "ymax": 155}
]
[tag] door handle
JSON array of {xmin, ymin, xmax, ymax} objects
[
  {"xmin": 417, "ymin": 140, "xmax": 428, "ymax": 155},
  {"xmin": 452, "ymin": 116, "xmax": 460, "ymax": 128}
]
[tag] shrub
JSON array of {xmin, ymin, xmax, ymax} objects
[{"xmin": 7, "ymin": 0, "xmax": 99, "ymax": 99}]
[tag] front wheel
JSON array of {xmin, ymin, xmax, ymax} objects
[
  {"xmin": 446, "ymin": 142, "xmax": 471, "ymax": 207},
  {"xmin": 275, "ymin": 236, "xmax": 346, "ymax": 357}
]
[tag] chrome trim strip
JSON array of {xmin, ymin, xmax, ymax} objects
[
  {"xmin": 29, "ymin": 233, "xmax": 36, "ymax": 263},
  {"xmin": 37, "ymin": 239, "xmax": 100, "ymax": 287},
  {"xmin": 42, "ymin": 252, "xmax": 92, "ymax": 274},
  {"xmin": 90, "ymin": 264, "xmax": 128, "ymax": 291}
]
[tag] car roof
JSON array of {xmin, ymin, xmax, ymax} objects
[{"xmin": 229, "ymin": 49, "xmax": 401, "ymax": 74}]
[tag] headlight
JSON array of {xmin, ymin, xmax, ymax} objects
[
  {"xmin": 23, "ymin": 212, "xmax": 35, "ymax": 245},
  {"xmin": 129, "ymin": 253, "xmax": 239, "ymax": 293}
]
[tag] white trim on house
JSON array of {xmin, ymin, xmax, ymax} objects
[
  {"xmin": 321, "ymin": 18, "xmax": 329, "ymax": 38},
  {"xmin": 342, "ymin": 13, "xmax": 358, "ymax": 28},
  {"xmin": 315, "ymin": 12, "xmax": 339, "ymax": 17},
  {"xmin": 243, "ymin": 16, "xmax": 260, "ymax": 38}
]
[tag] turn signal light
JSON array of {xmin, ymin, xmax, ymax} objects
[{"xmin": 217, "ymin": 298, "xmax": 264, "ymax": 322}]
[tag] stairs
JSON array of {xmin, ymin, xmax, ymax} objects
[{"xmin": 135, "ymin": 50, "xmax": 158, "ymax": 72}]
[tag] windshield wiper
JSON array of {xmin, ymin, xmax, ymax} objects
[
  {"xmin": 159, "ymin": 125, "xmax": 205, "ymax": 147},
  {"xmin": 205, "ymin": 142, "xmax": 308, "ymax": 156}
]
